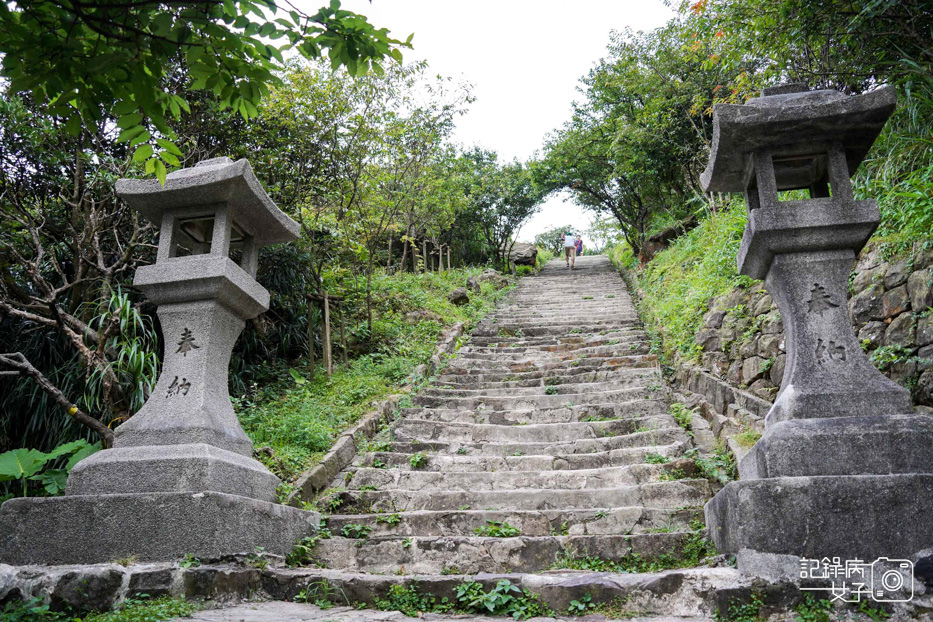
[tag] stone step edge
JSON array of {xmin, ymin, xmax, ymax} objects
[
  {"xmin": 5, "ymin": 559, "xmax": 816, "ymax": 620},
  {"xmin": 323, "ymin": 507, "xmax": 704, "ymax": 535},
  {"xmin": 286, "ymin": 323, "xmax": 465, "ymax": 506},
  {"xmin": 246, "ymin": 566, "xmax": 762, "ymax": 618}
]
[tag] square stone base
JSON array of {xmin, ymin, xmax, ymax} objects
[
  {"xmin": 706, "ymin": 474, "xmax": 933, "ymax": 560},
  {"xmin": 0, "ymin": 491, "xmax": 318, "ymax": 566},
  {"xmin": 739, "ymin": 415, "xmax": 933, "ymax": 479}
]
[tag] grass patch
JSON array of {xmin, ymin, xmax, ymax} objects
[
  {"xmin": 734, "ymin": 429, "xmax": 762, "ymax": 449},
  {"xmin": 1, "ymin": 596, "xmax": 200, "ymax": 622},
  {"xmin": 609, "ymin": 200, "xmax": 755, "ymax": 365},
  {"xmin": 669, "ymin": 402, "xmax": 695, "ymax": 431},
  {"xmin": 371, "ymin": 579, "xmax": 552, "ymax": 620}
]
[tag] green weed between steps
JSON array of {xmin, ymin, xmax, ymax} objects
[
  {"xmin": 715, "ymin": 591, "xmax": 891, "ymax": 622},
  {"xmin": 234, "ymin": 268, "xmax": 510, "ymax": 485},
  {"xmin": 2, "ymin": 595, "xmax": 198, "ymax": 622},
  {"xmin": 474, "ymin": 519, "xmax": 521, "ymax": 537},
  {"xmin": 552, "ymin": 522, "xmax": 714, "ymax": 574},
  {"xmin": 374, "ymin": 579, "xmax": 553, "ymax": 620}
]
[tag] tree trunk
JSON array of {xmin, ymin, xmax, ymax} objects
[
  {"xmin": 422, "ymin": 239, "xmax": 428, "ymax": 273},
  {"xmin": 387, "ymin": 236, "xmax": 393, "ymax": 270},
  {"xmin": 401, "ymin": 238, "xmax": 409, "ymax": 273}
]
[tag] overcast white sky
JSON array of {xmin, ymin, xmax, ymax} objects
[{"xmin": 305, "ymin": 0, "xmax": 676, "ymax": 242}]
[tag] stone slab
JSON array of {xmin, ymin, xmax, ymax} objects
[
  {"xmin": 67, "ymin": 443, "xmax": 280, "ymax": 502},
  {"xmin": 0, "ymin": 492, "xmax": 318, "ymax": 566},
  {"xmin": 738, "ymin": 415, "xmax": 933, "ymax": 479},
  {"xmin": 705, "ymin": 474, "xmax": 933, "ymax": 559},
  {"xmin": 180, "ymin": 602, "xmax": 698, "ymax": 621}
]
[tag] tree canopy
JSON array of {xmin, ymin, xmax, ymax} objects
[{"xmin": 0, "ymin": 0, "xmax": 410, "ymax": 182}]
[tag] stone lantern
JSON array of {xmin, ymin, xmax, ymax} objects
[
  {"xmin": 0, "ymin": 158, "xmax": 318, "ymax": 564},
  {"xmin": 702, "ymin": 85, "xmax": 933, "ymax": 561}
]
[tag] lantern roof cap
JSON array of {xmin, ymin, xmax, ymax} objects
[
  {"xmin": 116, "ymin": 157, "xmax": 300, "ymax": 246},
  {"xmin": 701, "ymin": 85, "xmax": 896, "ymax": 193}
]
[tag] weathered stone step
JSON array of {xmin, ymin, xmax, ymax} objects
[
  {"xmin": 473, "ymin": 323, "xmax": 639, "ymax": 338},
  {"xmin": 325, "ymin": 506, "xmax": 702, "ymax": 538},
  {"xmin": 456, "ymin": 343, "xmax": 650, "ymax": 361},
  {"xmin": 467, "ymin": 327, "xmax": 640, "ymax": 344},
  {"xmin": 349, "ymin": 463, "xmax": 670, "ymax": 492},
  {"xmin": 421, "ymin": 376, "xmax": 659, "ymax": 399},
  {"xmin": 398, "ymin": 400, "xmax": 667, "ymax": 424},
  {"xmin": 432, "ymin": 367, "xmax": 657, "ymax": 390},
  {"xmin": 460, "ymin": 340, "xmax": 649, "ymax": 356},
  {"xmin": 411, "ymin": 386, "xmax": 665, "ymax": 411},
  {"xmin": 381, "ymin": 425, "xmax": 691, "ymax": 456},
  {"xmin": 361, "ymin": 441, "xmax": 686, "ymax": 471},
  {"xmin": 331, "ymin": 479, "xmax": 711, "ymax": 513},
  {"xmin": 444, "ymin": 353, "xmax": 659, "ymax": 375},
  {"xmin": 488, "ymin": 309, "xmax": 636, "ymax": 320},
  {"xmin": 393, "ymin": 414, "xmax": 672, "ymax": 444},
  {"xmin": 436, "ymin": 363, "xmax": 652, "ymax": 384},
  {"xmin": 309, "ymin": 532, "xmax": 697, "ymax": 574},
  {"xmin": 260, "ymin": 567, "xmax": 743, "ymax": 619}
]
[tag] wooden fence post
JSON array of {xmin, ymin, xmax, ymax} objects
[
  {"xmin": 323, "ymin": 291, "xmax": 332, "ymax": 377},
  {"xmin": 307, "ymin": 297, "xmax": 316, "ymax": 381},
  {"xmin": 340, "ymin": 304, "xmax": 348, "ymax": 365}
]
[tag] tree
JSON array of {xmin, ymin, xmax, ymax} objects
[
  {"xmin": 0, "ymin": 94, "xmax": 159, "ymax": 448},
  {"xmin": 683, "ymin": 0, "xmax": 933, "ymax": 93},
  {"xmin": 463, "ymin": 151, "xmax": 545, "ymax": 271},
  {"xmin": 534, "ymin": 225, "xmax": 580, "ymax": 255},
  {"xmin": 535, "ymin": 25, "xmax": 749, "ymax": 254},
  {"xmin": 0, "ymin": 0, "xmax": 409, "ymax": 182},
  {"xmin": 345, "ymin": 63, "xmax": 471, "ymax": 331}
]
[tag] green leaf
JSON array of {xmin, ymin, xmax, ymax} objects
[
  {"xmin": 45, "ymin": 439, "xmax": 91, "ymax": 461},
  {"xmin": 65, "ymin": 114, "xmax": 82, "ymax": 137},
  {"xmin": 30, "ymin": 469, "xmax": 68, "ymax": 496},
  {"xmin": 117, "ymin": 113, "xmax": 144, "ymax": 129},
  {"xmin": 113, "ymin": 99, "xmax": 138, "ymax": 116},
  {"xmin": 66, "ymin": 442, "xmax": 101, "ymax": 471},
  {"xmin": 117, "ymin": 125, "xmax": 146, "ymax": 143},
  {"xmin": 156, "ymin": 138, "xmax": 183, "ymax": 156},
  {"xmin": 0, "ymin": 449, "xmax": 49, "ymax": 481},
  {"xmin": 154, "ymin": 159, "xmax": 168, "ymax": 185},
  {"xmin": 288, "ymin": 368, "xmax": 306, "ymax": 385},
  {"xmin": 145, "ymin": 158, "xmax": 156, "ymax": 175},
  {"xmin": 133, "ymin": 144, "xmax": 154, "ymax": 162},
  {"xmin": 129, "ymin": 130, "xmax": 152, "ymax": 147},
  {"xmin": 160, "ymin": 151, "xmax": 180, "ymax": 167}
]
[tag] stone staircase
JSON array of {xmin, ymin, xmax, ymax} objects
[{"xmin": 297, "ymin": 256, "xmax": 739, "ymax": 618}]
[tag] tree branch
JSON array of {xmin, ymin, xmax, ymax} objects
[{"xmin": 0, "ymin": 352, "xmax": 114, "ymax": 448}]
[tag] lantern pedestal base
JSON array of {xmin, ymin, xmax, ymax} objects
[
  {"xmin": 706, "ymin": 473, "xmax": 933, "ymax": 561},
  {"xmin": 0, "ymin": 491, "xmax": 318, "ymax": 566},
  {"xmin": 737, "ymin": 415, "xmax": 933, "ymax": 480},
  {"xmin": 66, "ymin": 443, "xmax": 282, "ymax": 503}
]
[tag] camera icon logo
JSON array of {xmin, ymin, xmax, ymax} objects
[{"xmin": 871, "ymin": 558, "xmax": 913, "ymax": 602}]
